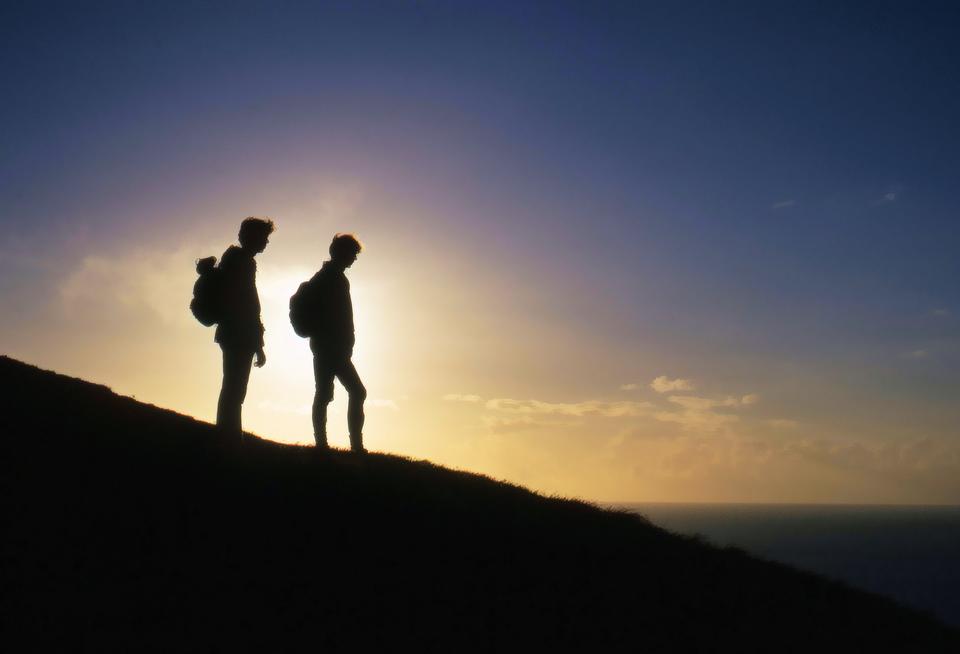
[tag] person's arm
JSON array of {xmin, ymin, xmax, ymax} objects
[
  {"xmin": 253, "ymin": 263, "xmax": 266, "ymax": 366},
  {"xmin": 345, "ymin": 278, "xmax": 356, "ymax": 351},
  {"xmin": 255, "ymin": 313, "xmax": 265, "ymax": 367}
]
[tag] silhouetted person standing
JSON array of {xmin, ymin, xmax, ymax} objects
[
  {"xmin": 215, "ymin": 217, "xmax": 274, "ymax": 440},
  {"xmin": 308, "ymin": 233, "xmax": 366, "ymax": 453}
]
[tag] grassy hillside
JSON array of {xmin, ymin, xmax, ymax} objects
[{"xmin": 2, "ymin": 355, "xmax": 957, "ymax": 652}]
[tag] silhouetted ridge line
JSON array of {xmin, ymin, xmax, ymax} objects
[{"xmin": 1, "ymin": 355, "xmax": 957, "ymax": 653}]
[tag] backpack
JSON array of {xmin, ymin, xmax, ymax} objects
[
  {"xmin": 190, "ymin": 256, "xmax": 223, "ymax": 326},
  {"xmin": 289, "ymin": 274, "xmax": 324, "ymax": 338}
]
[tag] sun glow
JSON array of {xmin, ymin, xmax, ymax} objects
[
  {"xmin": 246, "ymin": 262, "xmax": 395, "ymax": 447},
  {"xmin": 257, "ymin": 267, "xmax": 318, "ymax": 369}
]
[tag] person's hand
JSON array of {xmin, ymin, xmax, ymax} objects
[{"xmin": 255, "ymin": 348, "xmax": 267, "ymax": 368}]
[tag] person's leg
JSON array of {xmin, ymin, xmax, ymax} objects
[
  {"xmin": 335, "ymin": 358, "xmax": 367, "ymax": 452},
  {"xmin": 217, "ymin": 346, "xmax": 254, "ymax": 440},
  {"xmin": 312, "ymin": 351, "xmax": 336, "ymax": 448}
]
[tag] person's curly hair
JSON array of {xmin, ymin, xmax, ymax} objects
[
  {"xmin": 329, "ymin": 233, "xmax": 363, "ymax": 259},
  {"xmin": 238, "ymin": 217, "xmax": 275, "ymax": 247}
]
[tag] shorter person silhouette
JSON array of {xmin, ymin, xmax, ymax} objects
[
  {"xmin": 215, "ymin": 217, "xmax": 274, "ymax": 440},
  {"xmin": 306, "ymin": 233, "xmax": 366, "ymax": 453}
]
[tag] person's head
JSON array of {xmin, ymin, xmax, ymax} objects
[
  {"xmin": 238, "ymin": 217, "xmax": 275, "ymax": 253},
  {"xmin": 329, "ymin": 233, "xmax": 363, "ymax": 268}
]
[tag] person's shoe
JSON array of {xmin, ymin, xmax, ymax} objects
[
  {"xmin": 314, "ymin": 434, "xmax": 332, "ymax": 457},
  {"xmin": 349, "ymin": 433, "xmax": 366, "ymax": 454}
]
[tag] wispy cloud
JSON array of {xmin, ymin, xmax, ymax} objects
[
  {"xmin": 443, "ymin": 393, "xmax": 483, "ymax": 402},
  {"xmin": 653, "ymin": 409, "xmax": 740, "ymax": 432},
  {"xmin": 60, "ymin": 247, "xmax": 200, "ymax": 326},
  {"xmin": 771, "ymin": 199, "xmax": 795, "ymax": 209},
  {"xmin": 652, "ymin": 393, "xmax": 758, "ymax": 432},
  {"xmin": 644, "ymin": 430, "xmax": 960, "ymax": 489},
  {"xmin": 650, "ymin": 376, "xmax": 695, "ymax": 393},
  {"xmin": 903, "ymin": 349, "xmax": 928, "ymax": 359},
  {"xmin": 485, "ymin": 398, "xmax": 654, "ymax": 418},
  {"xmin": 369, "ymin": 398, "xmax": 399, "ymax": 410},
  {"xmin": 471, "ymin": 378, "xmax": 774, "ymax": 444},
  {"xmin": 785, "ymin": 435, "xmax": 958, "ymax": 475},
  {"xmin": 667, "ymin": 394, "xmax": 758, "ymax": 410},
  {"xmin": 620, "ymin": 383, "xmax": 639, "ymax": 391},
  {"xmin": 932, "ymin": 308, "xmax": 950, "ymax": 317}
]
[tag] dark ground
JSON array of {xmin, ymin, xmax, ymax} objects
[{"xmin": 2, "ymin": 355, "xmax": 957, "ymax": 652}]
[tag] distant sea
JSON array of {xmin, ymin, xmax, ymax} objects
[{"xmin": 616, "ymin": 503, "xmax": 960, "ymax": 627}]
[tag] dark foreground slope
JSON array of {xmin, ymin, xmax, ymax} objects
[{"xmin": 1, "ymin": 356, "xmax": 956, "ymax": 653}]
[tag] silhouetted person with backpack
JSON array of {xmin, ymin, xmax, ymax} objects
[
  {"xmin": 214, "ymin": 217, "xmax": 274, "ymax": 440},
  {"xmin": 290, "ymin": 233, "xmax": 366, "ymax": 453}
]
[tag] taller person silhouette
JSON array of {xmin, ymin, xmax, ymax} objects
[
  {"xmin": 215, "ymin": 217, "xmax": 274, "ymax": 440},
  {"xmin": 295, "ymin": 233, "xmax": 366, "ymax": 453}
]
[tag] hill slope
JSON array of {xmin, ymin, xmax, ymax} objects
[{"xmin": 1, "ymin": 355, "xmax": 957, "ymax": 652}]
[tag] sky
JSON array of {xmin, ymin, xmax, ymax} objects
[{"xmin": 2, "ymin": 1, "xmax": 959, "ymax": 503}]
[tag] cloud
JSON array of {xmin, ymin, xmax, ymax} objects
[
  {"xmin": 880, "ymin": 192, "xmax": 897, "ymax": 203},
  {"xmin": 650, "ymin": 376, "xmax": 694, "ymax": 393},
  {"xmin": 444, "ymin": 393, "xmax": 482, "ymax": 402},
  {"xmin": 784, "ymin": 436, "xmax": 959, "ymax": 476},
  {"xmin": 771, "ymin": 199, "xmax": 795, "ymax": 209},
  {"xmin": 653, "ymin": 394, "xmax": 758, "ymax": 432},
  {"xmin": 60, "ymin": 247, "xmax": 200, "ymax": 326},
  {"xmin": 931, "ymin": 308, "xmax": 950, "ymax": 317},
  {"xmin": 654, "ymin": 409, "xmax": 739, "ymax": 432},
  {"xmin": 476, "ymin": 383, "xmax": 764, "ymax": 439},
  {"xmin": 619, "ymin": 383, "xmax": 639, "ymax": 391},
  {"xmin": 903, "ymin": 349, "xmax": 928, "ymax": 359},
  {"xmin": 643, "ymin": 430, "xmax": 960, "ymax": 493},
  {"xmin": 369, "ymin": 399, "xmax": 398, "ymax": 410},
  {"xmin": 666, "ymin": 394, "xmax": 758, "ymax": 410},
  {"xmin": 485, "ymin": 398, "xmax": 654, "ymax": 418},
  {"xmin": 666, "ymin": 396, "xmax": 727, "ymax": 411}
]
